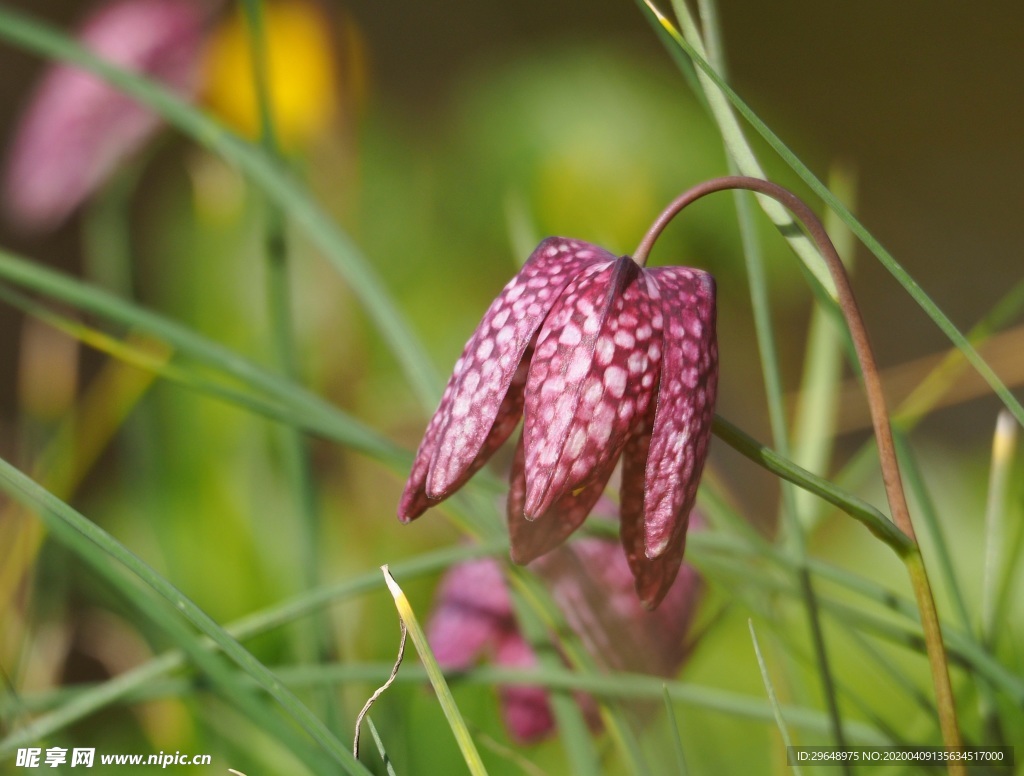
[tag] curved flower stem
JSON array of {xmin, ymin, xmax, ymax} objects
[{"xmin": 636, "ymin": 175, "xmax": 963, "ymax": 759}]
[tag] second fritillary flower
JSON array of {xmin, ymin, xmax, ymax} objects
[
  {"xmin": 399, "ymin": 237, "xmax": 717, "ymax": 608},
  {"xmin": 427, "ymin": 521, "xmax": 704, "ymax": 743}
]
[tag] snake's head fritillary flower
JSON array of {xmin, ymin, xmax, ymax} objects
[
  {"xmin": 3, "ymin": 0, "xmax": 207, "ymax": 233},
  {"xmin": 399, "ymin": 237, "xmax": 717, "ymax": 608},
  {"xmin": 427, "ymin": 524, "xmax": 703, "ymax": 743}
]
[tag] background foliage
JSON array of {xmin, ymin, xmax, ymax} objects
[{"xmin": 0, "ymin": 0, "xmax": 1022, "ymax": 773}]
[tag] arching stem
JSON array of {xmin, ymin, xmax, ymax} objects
[{"xmin": 637, "ymin": 175, "xmax": 963, "ymax": 757}]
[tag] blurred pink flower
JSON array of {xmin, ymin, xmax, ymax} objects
[
  {"xmin": 3, "ymin": 0, "xmax": 208, "ymax": 232},
  {"xmin": 400, "ymin": 237, "xmax": 717, "ymax": 608},
  {"xmin": 426, "ymin": 521, "xmax": 703, "ymax": 744}
]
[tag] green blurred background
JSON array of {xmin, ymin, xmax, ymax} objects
[
  {"xmin": 2, "ymin": 0, "xmax": 1022, "ymax": 455},
  {"xmin": 0, "ymin": 0, "xmax": 1022, "ymax": 773}
]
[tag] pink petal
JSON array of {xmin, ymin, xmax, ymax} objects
[
  {"xmin": 641, "ymin": 267, "xmax": 717, "ymax": 556},
  {"xmin": 506, "ymin": 433, "xmax": 617, "ymax": 564},
  {"xmin": 493, "ymin": 634, "xmax": 555, "ymax": 744},
  {"xmin": 399, "ymin": 351, "xmax": 529, "ymax": 521},
  {"xmin": 426, "ymin": 557, "xmax": 514, "ymax": 668},
  {"xmin": 399, "ymin": 238, "xmax": 610, "ymax": 521},
  {"xmin": 523, "ymin": 257, "xmax": 662, "ymax": 517},
  {"xmin": 618, "ymin": 268, "xmax": 715, "ymax": 609},
  {"xmin": 532, "ymin": 534, "xmax": 703, "ymax": 676},
  {"xmin": 425, "ymin": 238, "xmax": 613, "ymax": 500},
  {"xmin": 619, "ymin": 410, "xmax": 686, "ymax": 609},
  {"xmin": 3, "ymin": 0, "xmax": 207, "ymax": 232}
]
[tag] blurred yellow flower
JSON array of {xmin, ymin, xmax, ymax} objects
[{"xmin": 202, "ymin": 0, "xmax": 361, "ymax": 149}]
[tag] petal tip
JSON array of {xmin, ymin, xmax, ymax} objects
[
  {"xmin": 636, "ymin": 579, "xmax": 674, "ymax": 610},
  {"xmin": 396, "ymin": 502, "xmax": 421, "ymax": 523},
  {"xmin": 508, "ymin": 546, "xmax": 532, "ymax": 566},
  {"xmin": 397, "ymin": 483, "xmax": 435, "ymax": 523}
]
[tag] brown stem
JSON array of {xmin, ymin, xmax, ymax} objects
[
  {"xmin": 637, "ymin": 175, "xmax": 963, "ymax": 759},
  {"xmin": 637, "ymin": 176, "xmax": 914, "ymax": 535}
]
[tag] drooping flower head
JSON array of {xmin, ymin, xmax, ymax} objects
[
  {"xmin": 427, "ymin": 521, "xmax": 703, "ymax": 743},
  {"xmin": 400, "ymin": 237, "xmax": 717, "ymax": 608}
]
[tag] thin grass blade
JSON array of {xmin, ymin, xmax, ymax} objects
[
  {"xmin": 364, "ymin": 717, "xmax": 398, "ymax": 776},
  {"xmin": 381, "ymin": 565, "xmax": 488, "ymax": 776},
  {"xmin": 982, "ymin": 411, "xmax": 1018, "ymax": 646},
  {"xmin": 0, "ymin": 456, "xmax": 370, "ymax": 774},
  {"xmin": 662, "ymin": 684, "xmax": 689, "ymax": 775},
  {"xmin": 637, "ymin": 0, "xmax": 1024, "ymax": 428}
]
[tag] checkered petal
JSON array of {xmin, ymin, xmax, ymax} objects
[
  {"xmin": 620, "ymin": 410, "xmax": 687, "ymax": 609},
  {"xmin": 399, "ymin": 237, "xmax": 610, "ymax": 521},
  {"xmin": 522, "ymin": 257, "xmax": 662, "ymax": 518},
  {"xmin": 399, "ymin": 352, "xmax": 529, "ymax": 521},
  {"xmin": 619, "ymin": 267, "xmax": 716, "ymax": 609},
  {"xmin": 507, "ymin": 434, "xmax": 617, "ymax": 565},
  {"xmin": 642, "ymin": 267, "xmax": 717, "ymax": 556}
]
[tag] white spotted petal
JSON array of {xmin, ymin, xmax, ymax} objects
[
  {"xmin": 522, "ymin": 257, "xmax": 662, "ymax": 518},
  {"xmin": 642, "ymin": 268, "xmax": 717, "ymax": 554},
  {"xmin": 620, "ymin": 267, "xmax": 717, "ymax": 608},
  {"xmin": 398, "ymin": 354, "xmax": 529, "ymax": 521},
  {"xmin": 507, "ymin": 433, "xmax": 618, "ymax": 564},
  {"xmin": 398, "ymin": 237, "xmax": 611, "ymax": 521},
  {"xmin": 620, "ymin": 410, "xmax": 686, "ymax": 609}
]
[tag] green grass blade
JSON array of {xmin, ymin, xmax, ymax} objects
[
  {"xmin": 0, "ymin": 285, "xmax": 392, "ymax": 465},
  {"xmin": 0, "ymin": 248, "xmax": 407, "ymax": 466},
  {"xmin": 661, "ymin": 0, "xmax": 836, "ymax": 298},
  {"xmin": 749, "ymin": 620, "xmax": 801, "ymax": 774},
  {"xmin": 14, "ymin": 661, "xmax": 895, "ymax": 746},
  {"xmin": 637, "ymin": 0, "xmax": 1024, "ymax": 428},
  {"xmin": 0, "ymin": 4, "xmax": 440, "ymax": 410},
  {"xmin": 693, "ymin": 0, "xmax": 846, "ymax": 754},
  {"xmin": 240, "ymin": 0, "xmax": 336, "ymax": 724},
  {"xmin": 891, "ymin": 431, "xmax": 971, "ymax": 634},
  {"xmin": 364, "ymin": 717, "xmax": 399, "ymax": 776},
  {"xmin": 981, "ymin": 411, "xmax": 1017, "ymax": 646},
  {"xmin": 792, "ymin": 306, "xmax": 844, "ymax": 523},
  {"xmin": 381, "ymin": 565, "xmax": 488, "ymax": 776},
  {"xmin": 272, "ymin": 663, "xmax": 896, "ymax": 746},
  {"xmin": 662, "ymin": 684, "xmax": 689, "ymax": 775},
  {"xmin": 711, "ymin": 415, "xmax": 913, "ymax": 554},
  {"xmin": 992, "ymin": 446, "xmax": 1024, "ymax": 649},
  {"xmin": 793, "ymin": 167, "xmax": 856, "ymax": 524},
  {"xmin": 0, "ymin": 456, "xmax": 370, "ymax": 774},
  {"xmin": 831, "ymin": 276, "xmax": 1024, "ymax": 525},
  {"xmin": 2, "ymin": 539, "xmax": 508, "ymax": 746},
  {"xmin": 842, "ymin": 628, "xmax": 936, "ymax": 720},
  {"xmin": 894, "ymin": 278, "xmax": 1024, "ymax": 429},
  {"xmin": 13, "ymin": 515, "xmax": 1020, "ymax": 743},
  {"xmin": 685, "ymin": 520, "xmax": 1024, "ymax": 705}
]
